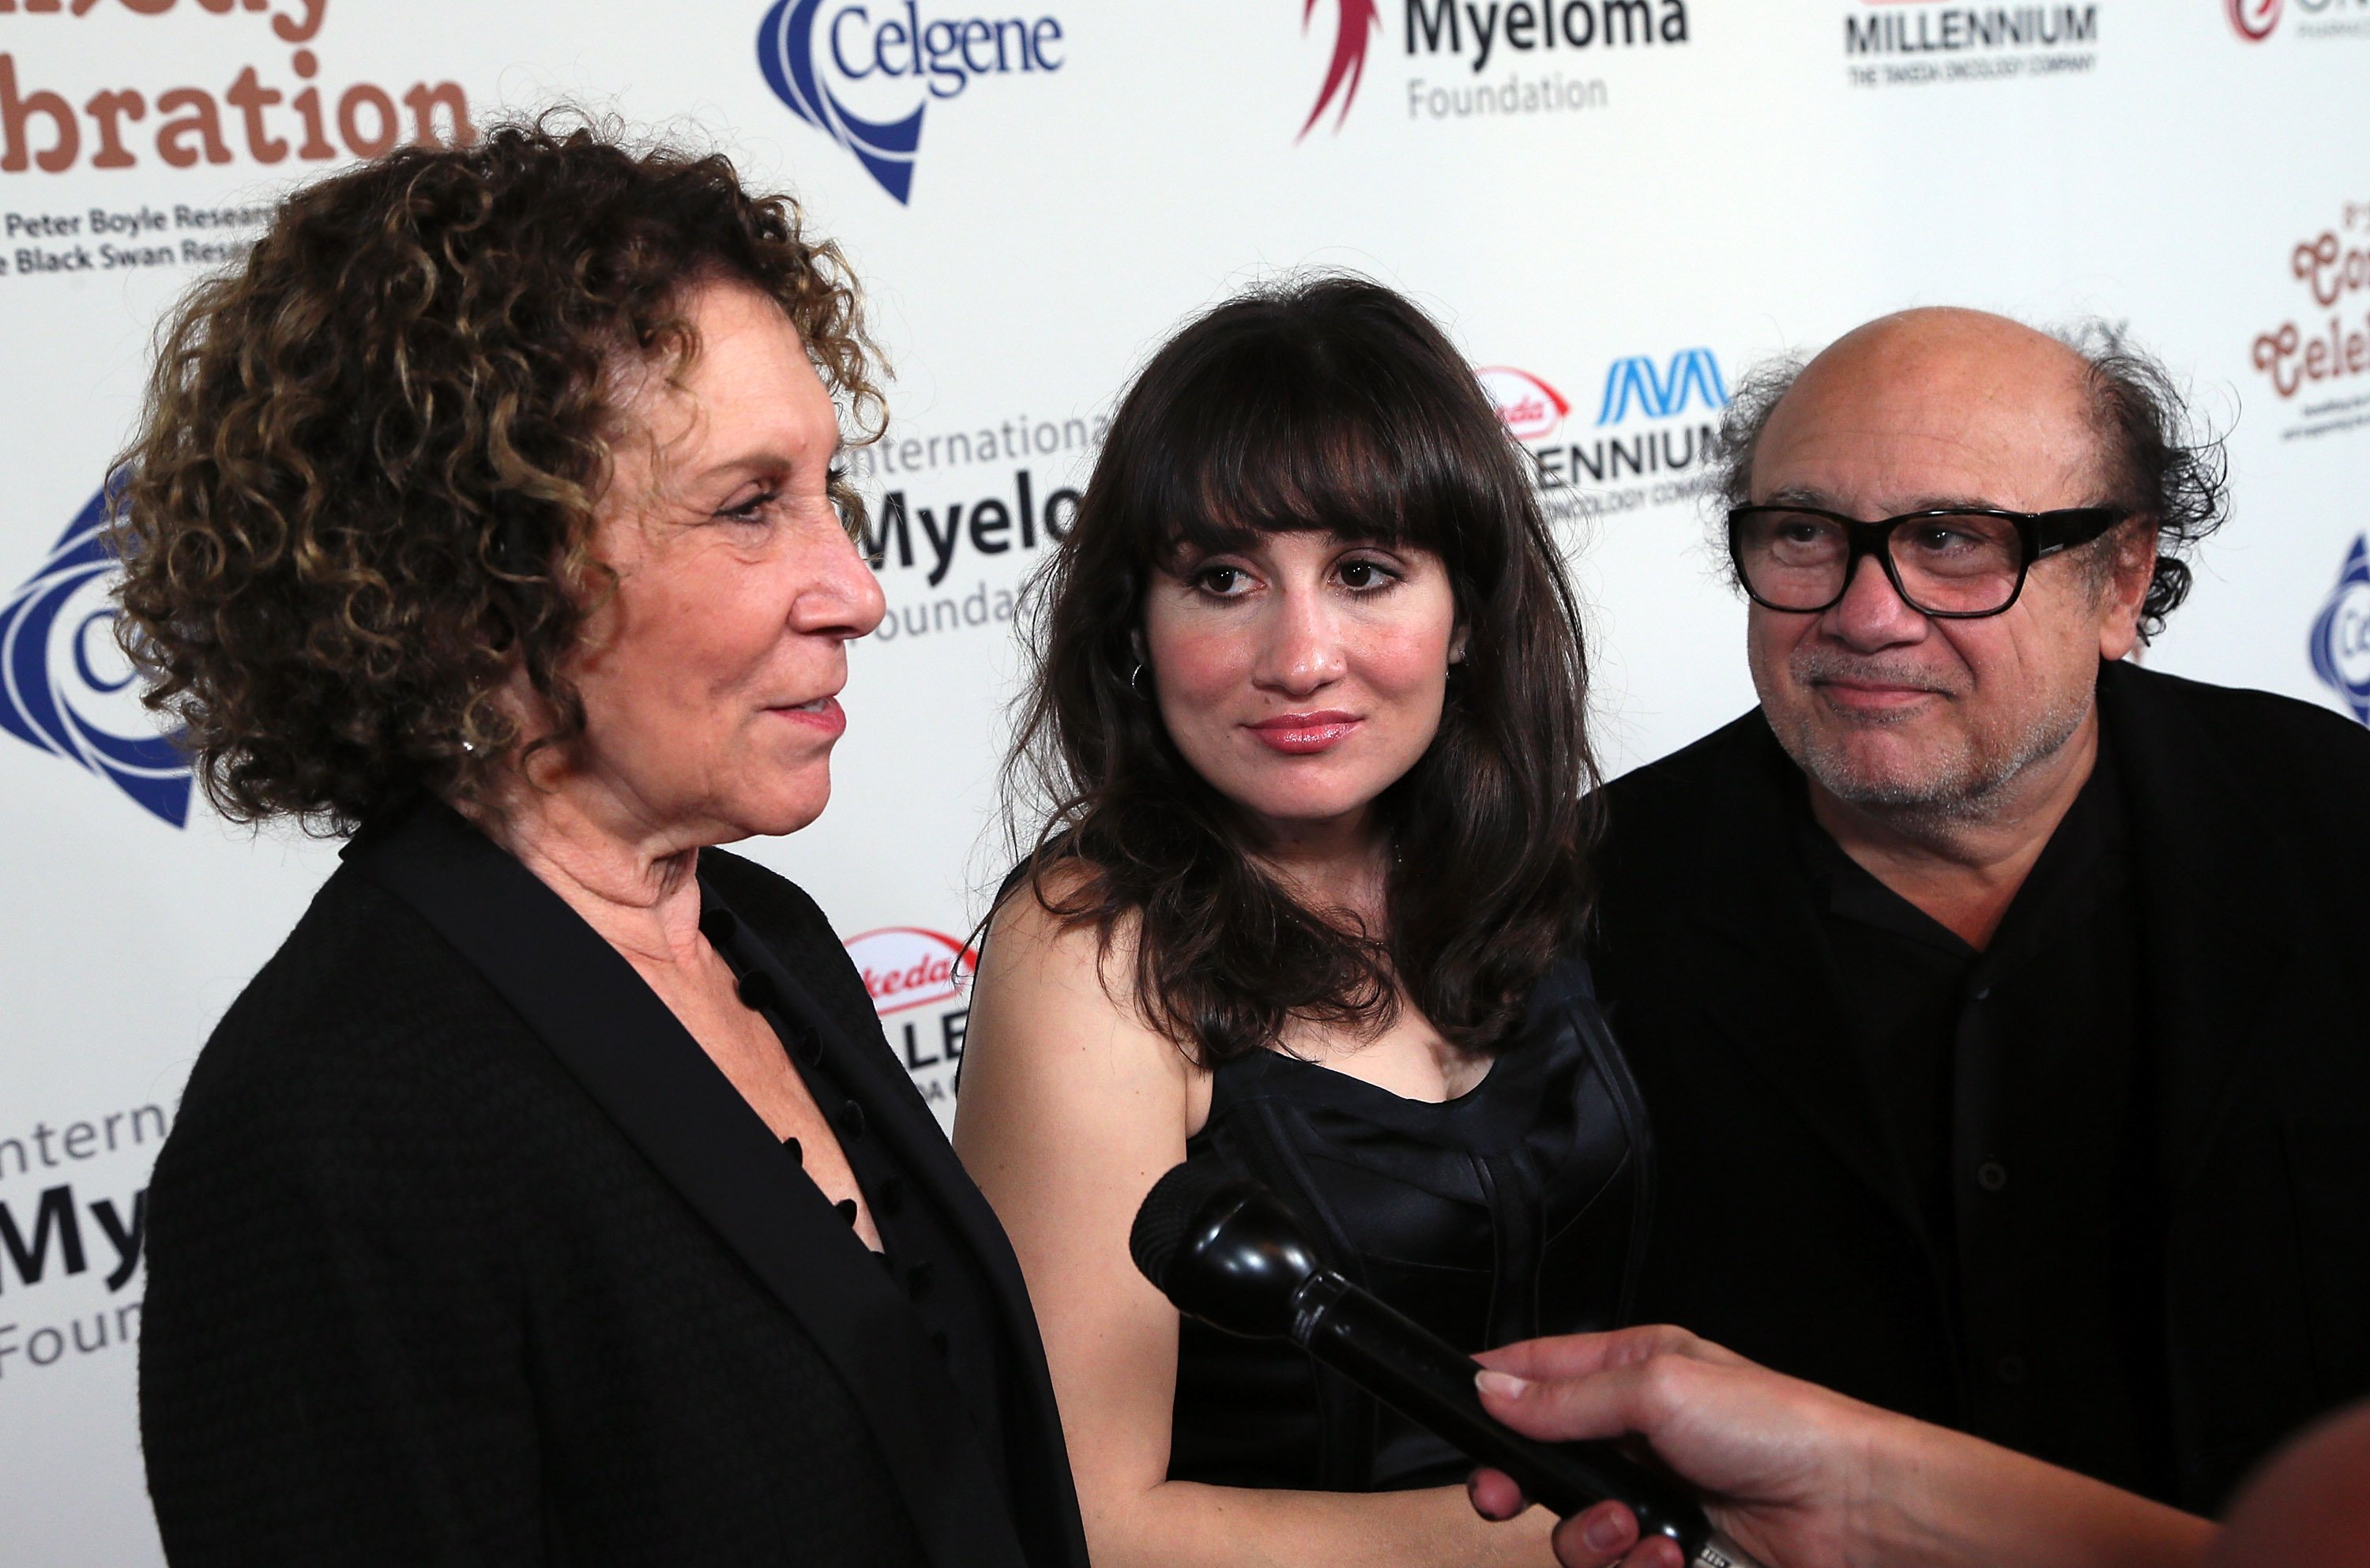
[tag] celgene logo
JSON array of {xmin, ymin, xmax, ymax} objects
[
  {"xmin": 1596, "ymin": 348, "xmax": 1728, "ymax": 426},
  {"xmin": 756, "ymin": 0, "xmax": 1065, "ymax": 204},
  {"xmin": 846, "ymin": 926, "xmax": 977, "ymax": 1015},
  {"xmin": 1298, "ymin": 0, "xmax": 1382, "ymax": 137},
  {"xmin": 1477, "ymin": 366, "xmax": 1572, "ymax": 440},
  {"xmin": 2230, "ymin": 0, "xmax": 2282, "ymax": 38},
  {"xmin": 2310, "ymin": 534, "xmax": 2370, "ymax": 725},
  {"xmin": 0, "ymin": 486, "xmax": 190, "ymax": 827}
]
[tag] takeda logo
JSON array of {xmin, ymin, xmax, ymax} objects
[
  {"xmin": 0, "ymin": 486, "xmax": 190, "ymax": 827},
  {"xmin": 1477, "ymin": 367, "xmax": 1572, "ymax": 439},
  {"xmin": 847, "ymin": 927, "xmax": 976, "ymax": 1015},
  {"xmin": 757, "ymin": 0, "xmax": 1066, "ymax": 204},
  {"xmin": 2311, "ymin": 535, "xmax": 2370, "ymax": 725},
  {"xmin": 845, "ymin": 927, "xmax": 975, "ymax": 1124}
]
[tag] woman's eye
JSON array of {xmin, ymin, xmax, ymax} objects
[
  {"xmin": 1191, "ymin": 565, "xmax": 1249, "ymax": 596},
  {"xmin": 1337, "ymin": 558, "xmax": 1400, "ymax": 590},
  {"xmin": 720, "ymin": 489, "xmax": 780, "ymax": 525}
]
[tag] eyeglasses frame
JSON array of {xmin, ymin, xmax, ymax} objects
[{"xmin": 1725, "ymin": 503, "xmax": 2130, "ymax": 619}]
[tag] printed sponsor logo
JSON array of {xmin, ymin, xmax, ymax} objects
[
  {"xmin": 845, "ymin": 927, "xmax": 976, "ymax": 1124},
  {"xmin": 1488, "ymin": 349, "xmax": 1729, "ymax": 519},
  {"xmin": 840, "ymin": 408, "xmax": 1100, "ymax": 645},
  {"xmin": 1844, "ymin": 0, "xmax": 2100, "ymax": 88},
  {"xmin": 757, "ymin": 0, "xmax": 1066, "ymax": 204},
  {"xmin": 0, "ymin": 486, "xmax": 190, "ymax": 826},
  {"xmin": 0, "ymin": 1099, "xmax": 170, "ymax": 1388},
  {"xmin": 1296, "ymin": 0, "xmax": 1690, "ymax": 133},
  {"xmin": 2227, "ymin": 0, "xmax": 2370, "ymax": 39},
  {"xmin": 848, "ymin": 925, "xmax": 977, "ymax": 1016},
  {"xmin": 2229, "ymin": 0, "xmax": 2282, "ymax": 39},
  {"xmin": 2310, "ymin": 534, "xmax": 2370, "ymax": 725},
  {"xmin": 2250, "ymin": 203, "xmax": 2370, "ymax": 439},
  {"xmin": 1299, "ymin": 0, "xmax": 1383, "ymax": 136},
  {"xmin": 0, "ymin": 2, "xmax": 471, "ymax": 181},
  {"xmin": 1476, "ymin": 366, "xmax": 1572, "ymax": 440},
  {"xmin": 1597, "ymin": 347, "xmax": 1727, "ymax": 425}
]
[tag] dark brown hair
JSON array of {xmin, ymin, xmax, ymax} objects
[
  {"xmin": 110, "ymin": 115, "xmax": 878, "ymax": 833},
  {"xmin": 1003, "ymin": 275, "xmax": 1598, "ymax": 1066}
]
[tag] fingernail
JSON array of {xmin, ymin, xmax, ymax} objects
[
  {"xmin": 1582, "ymin": 1509, "xmax": 1631, "ymax": 1554},
  {"xmin": 1475, "ymin": 1369, "xmax": 1528, "ymax": 1399}
]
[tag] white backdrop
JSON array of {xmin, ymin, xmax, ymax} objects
[{"xmin": 2, "ymin": 2, "xmax": 2366, "ymax": 1560}]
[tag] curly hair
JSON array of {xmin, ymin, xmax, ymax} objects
[
  {"xmin": 110, "ymin": 115, "xmax": 880, "ymax": 833},
  {"xmin": 1002, "ymin": 276, "xmax": 1599, "ymax": 1066},
  {"xmin": 1710, "ymin": 318, "xmax": 2226, "ymax": 642}
]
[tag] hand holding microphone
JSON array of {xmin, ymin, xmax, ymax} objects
[{"xmin": 1129, "ymin": 1160, "xmax": 1765, "ymax": 1568}]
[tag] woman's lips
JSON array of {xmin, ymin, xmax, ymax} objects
[
  {"xmin": 770, "ymin": 694, "xmax": 846, "ymax": 738},
  {"xmin": 1245, "ymin": 713, "xmax": 1361, "ymax": 754}
]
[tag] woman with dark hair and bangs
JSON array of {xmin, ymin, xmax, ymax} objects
[{"xmin": 954, "ymin": 275, "xmax": 1649, "ymax": 1566}]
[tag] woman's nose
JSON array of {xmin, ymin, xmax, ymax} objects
[
  {"xmin": 797, "ymin": 521, "xmax": 888, "ymax": 640},
  {"xmin": 1253, "ymin": 585, "xmax": 1345, "ymax": 694}
]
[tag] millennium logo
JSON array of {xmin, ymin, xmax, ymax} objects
[
  {"xmin": 756, "ymin": 0, "xmax": 1066, "ymax": 204},
  {"xmin": 0, "ymin": 486, "xmax": 191, "ymax": 827},
  {"xmin": 1597, "ymin": 348, "xmax": 1728, "ymax": 425},
  {"xmin": 2310, "ymin": 533, "xmax": 2370, "ymax": 725}
]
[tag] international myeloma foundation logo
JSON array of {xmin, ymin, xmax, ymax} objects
[
  {"xmin": 1297, "ymin": 0, "xmax": 1382, "ymax": 137},
  {"xmin": 0, "ymin": 485, "xmax": 191, "ymax": 827}
]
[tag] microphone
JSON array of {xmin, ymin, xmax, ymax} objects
[{"xmin": 1130, "ymin": 1160, "xmax": 1762, "ymax": 1568}]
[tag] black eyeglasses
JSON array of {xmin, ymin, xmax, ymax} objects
[{"xmin": 1726, "ymin": 504, "xmax": 2128, "ymax": 619}]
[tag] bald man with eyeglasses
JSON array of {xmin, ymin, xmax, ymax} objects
[{"xmin": 1588, "ymin": 308, "xmax": 2370, "ymax": 1517}]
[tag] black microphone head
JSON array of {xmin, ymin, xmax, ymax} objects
[
  {"xmin": 1128, "ymin": 1158, "xmax": 1243, "ymax": 1287},
  {"xmin": 1129, "ymin": 1160, "xmax": 1323, "ymax": 1340}
]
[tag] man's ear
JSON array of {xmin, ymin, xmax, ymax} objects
[{"xmin": 2097, "ymin": 518, "xmax": 2157, "ymax": 663}]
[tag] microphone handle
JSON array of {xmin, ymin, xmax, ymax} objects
[{"xmin": 1289, "ymin": 1272, "xmax": 1764, "ymax": 1568}]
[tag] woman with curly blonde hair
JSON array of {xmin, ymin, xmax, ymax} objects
[{"xmin": 121, "ymin": 121, "xmax": 1089, "ymax": 1568}]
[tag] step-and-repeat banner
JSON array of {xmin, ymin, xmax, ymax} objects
[{"xmin": 2, "ymin": 1, "xmax": 2366, "ymax": 1559}]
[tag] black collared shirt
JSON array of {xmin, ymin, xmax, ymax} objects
[{"xmin": 1789, "ymin": 739, "xmax": 2178, "ymax": 1499}]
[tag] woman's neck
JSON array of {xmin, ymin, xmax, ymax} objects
[
  {"xmin": 1249, "ymin": 808, "xmax": 1393, "ymax": 931},
  {"xmin": 459, "ymin": 775, "xmax": 706, "ymax": 970}
]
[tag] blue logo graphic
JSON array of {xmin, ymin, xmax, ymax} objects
[
  {"xmin": 0, "ymin": 486, "xmax": 192, "ymax": 826},
  {"xmin": 2309, "ymin": 533, "xmax": 2370, "ymax": 727},
  {"xmin": 758, "ymin": 0, "xmax": 1065, "ymax": 204},
  {"xmin": 1597, "ymin": 348, "xmax": 1729, "ymax": 426}
]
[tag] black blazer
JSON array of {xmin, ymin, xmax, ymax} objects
[
  {"xmin": 1591, "ymin": 661, "xmax": 2370, "ymax": 1511},
  {"xmin": 139, "ymin": 799, "xmax": 1090, "ymax": 1568}
]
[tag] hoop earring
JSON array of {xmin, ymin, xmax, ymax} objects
[{"xmin": 1129, "ymin": 661, "xmax": 1151, "ymax": 698}]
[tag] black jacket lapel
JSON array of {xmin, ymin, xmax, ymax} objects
[
  {"xmin": 345, "ymin": 802, "xmax": 1029, "ymax": 1568},
  {"xmin": 712, "ymin": 904, "xmax": 1089, "ymax": 1565}
]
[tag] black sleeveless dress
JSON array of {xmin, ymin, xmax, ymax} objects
[{"xmin": 1168, "ymin": 957, "xmax": 1653, "ymax": 1492}]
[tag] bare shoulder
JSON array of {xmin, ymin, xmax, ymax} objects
[{"xmin": 957, "ymin": 865, "xmax": 1202, "ymax": 1166}]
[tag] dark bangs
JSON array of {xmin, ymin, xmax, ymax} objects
[{"xmin": 1117, "ymin": 288, "xmax": 1515, "ymax": 596}]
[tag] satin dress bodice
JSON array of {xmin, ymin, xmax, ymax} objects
[{"xmin": 1167, "ymin": 958, "xmax": 1652, "ymax": 1492}]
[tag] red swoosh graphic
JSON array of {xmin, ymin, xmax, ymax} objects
[{"xmin": 1300, "ymin": 0, "xmax": 1381, "ymax": 140}]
